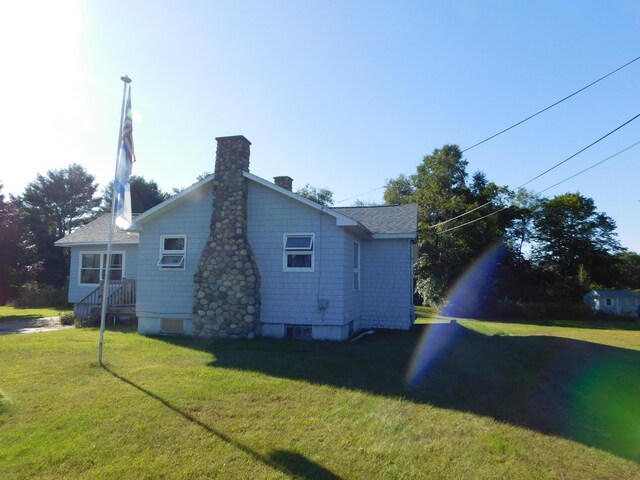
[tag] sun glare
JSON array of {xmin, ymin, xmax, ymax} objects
[{"xmin": 0, "ymin": 0, "xmax": 85, "ymax": 192}]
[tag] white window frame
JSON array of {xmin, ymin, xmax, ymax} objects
[
  {"xmin": 78, "ymin": 251, "xmax": 125, "ymax": 286},
  {"xmin": 158, "ymin": 235, "xmax": 187, "ymax": 270},
  {"xmin": 283, "ymin": 233, "xmax": 315, "ymax": 272},
  {"xmin": 353, "ymin": 241, "xmax": 360, "ymax": 291}
]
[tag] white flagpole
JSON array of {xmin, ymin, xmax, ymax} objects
[{"xmin": 99, "ymin": 75, "xmax": 132, "ymax": 366}]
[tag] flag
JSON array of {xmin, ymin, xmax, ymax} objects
[{"xmin": 114, "ymin": 88, "xmax": 136, "ymax": 229}]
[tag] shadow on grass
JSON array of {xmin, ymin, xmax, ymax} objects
[
  {"xmin": 103, "ymin": 366, "xmax": 341, "ymax": 479},
  {"xmin": 157, "ymin": 324, "xmax": 640, "ymax": 462}
]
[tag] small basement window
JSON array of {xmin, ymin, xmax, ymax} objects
[
  {"xmin": 160, "ymin": 318, "xmax": 185, "ymax": 334},
  {"xmin": 285, "ymin": 324, "xmax": 312, "ymax": 340},
  {"xmin": 284, "ymin": 234, "xmax": 314, "ymax": 271},
  {"xmin": 158, "ymin": 235, "xmax": 186, "ymax": 269}
]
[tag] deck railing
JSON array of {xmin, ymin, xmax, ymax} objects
[{"xmin": 73, "ymin": 279, "xmax": 136, "ymax": 324}]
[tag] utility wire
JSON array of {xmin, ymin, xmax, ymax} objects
[
  {"xmin": 334, "ymin": 186, "xmax": 385, "ymax": 205},
  {"xmin": 430, "ymin": 112, "xmax": 640, "ymax": 229},
  {"xmin": 435, "ymin": 140, "xmax": 640, "ymax": 235},
  {"xmin": 461, "ymin": 55, "xmax": 640, "ymax": 153}
]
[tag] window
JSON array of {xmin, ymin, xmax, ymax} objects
[
  {"xmin": 605, "ymin": 298, "xmax": 613, "ymax": 306},
  {"xmin": 158, "ymin": 235, "xmax": 186, "ymax": 269},
  {"xmin": 353, "ymin": 241, "xmax": 360, "ymax": 290},
  {"xmin": 284, "ymin": 234, "xmax": 314, "ymax": 271},
  {"xmin": 160, "ymin": 318, "xmax": 185, "ymax": 334},
  {"xmin": 285, "ymin": 324, "xmax": 312, "ymax": 340},
  {"xmin": 79, "ymin": 253, "xmax": 124, "ymax": 285}
]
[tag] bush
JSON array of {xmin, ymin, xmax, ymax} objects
[
  {"xmin": 59, "ymin": 312, "xmax": 76, "ymax": 326},
  {"xmin": 13, "ymin": 282, "xmax": 69, "ymax": 309}
]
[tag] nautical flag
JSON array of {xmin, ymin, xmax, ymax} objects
[{"xmin": 114, "ymin": 89, "xmax": 136, "ymax": 229}]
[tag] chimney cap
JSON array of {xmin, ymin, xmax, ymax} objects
[{"xmin": 215, "ymin": 135, "xmax": 251, "ymax": 145}]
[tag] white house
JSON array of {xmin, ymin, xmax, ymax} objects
[
  {"xmin": 583, "ymin": 289, "xmax": 640, "ymax": 317},
  {"xmin": 56, "ymin": 135, "xmax": 418, "ymax": 341}
]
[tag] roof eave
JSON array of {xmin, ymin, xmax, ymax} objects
[{"xmin": 371, "ymin": 233, "xmax": 417, "ymax": 240}]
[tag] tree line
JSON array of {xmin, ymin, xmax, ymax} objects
[
  {"xmin": 383, "ymin": 145, "xmax": 640, "ymax": 312},
  {"xmin": 0, "ymin": 166, "xmax": 169, "ymax": 304},
  {"xmin": 1, "ymin": 148, "xmax": 639, "ymax": 310}
]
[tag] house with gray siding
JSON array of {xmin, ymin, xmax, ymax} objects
[
  {"xmin": 583, "ymin": 289, "xmax": 640, "ymax": 317},
  {"xmin": 57, "ymin": 135, "xmax": 418, "ymax": 341}
]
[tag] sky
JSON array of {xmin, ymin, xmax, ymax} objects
[{"xmin": 1, "ymin": 1, "xmax": 638, "ymax": 251}]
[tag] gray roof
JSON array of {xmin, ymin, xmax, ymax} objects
[
  {"xmin": 55, "ymin": 214, "xmax": 139, "ymax": 246},
  {"xmin": 587, "ymin": 290, "xmax": 640, "ymax": 298},
  {"xmin": 331, "ymin": 204, "xmax": 418, "ymax": 236}
]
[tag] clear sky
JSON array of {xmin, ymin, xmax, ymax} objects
[{"xmin": 1, "ymin": 1, "xmax": 638, "ymax": 251}]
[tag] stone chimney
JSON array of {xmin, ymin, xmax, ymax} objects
[
  {"xmin": 273, "ymin": 176, "xmax": 293, "ymax": 191},
  {"xmin": 192, "ymin": 135, "xmax": 261, "ymax": 339}
]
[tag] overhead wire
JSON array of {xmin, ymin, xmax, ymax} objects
[
  {"xmin": 332, "ymin": 56, "xmax": 640, "ymax": 208},
  {"xmin": 429, "ymin": 112, "xmax": 640, "ymax": 229},
  {"xmin": 435, "ymin": 140, "xmax": 640, "ymax": 235},
  {"xmin": 461, "ymin": 55, "xmax": 640, "ymax": 153}
]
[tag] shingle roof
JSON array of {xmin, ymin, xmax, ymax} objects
[
  {"xmin": 331, "ymin": 204, "xmax": 418, "ymax": 236},
  {"xmin": 590, "ymin": 290, "xmax": 640, "ymax": 298},
  {"xmin": 55, "ymin": 214, "xmax": 139, "ymax": 246}
]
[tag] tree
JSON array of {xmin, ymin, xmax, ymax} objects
[
  {"xmin": 295, "ymin": 184, "xmax": 334, "ymax": 206},
  {"xmin": 351, "ymin": 199, "xmax": 381, "ymax": 207},
  {"xmin": 18, "ymin": 164, "xmax": 100, "ymax": 286},
  {"xmin": 615, "ymin": 251, "xmax": 640, "ymax": 289},
  {"xmin": 401, "ymin": 145, "xmax": 515, "ymax": 303},
  {"xmin": 532, "ymin": 193, "xmax": 623, "ymax": 284},
  {"xmin": 101, "ymin": 175, "xmax": 170, "ymax": 214},
  {"xmin": 383, "ymin": 174, "xmax": 414, "ymax": 205},
  {"xmin": 0, "ymin": 184, "xmax": 40, "ymax": 302}
]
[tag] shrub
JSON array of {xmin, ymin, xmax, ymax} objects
[
  {"xmin": 13, "ymin": 282, "xmax": 69, "ymax": 309},
  {"xmin": 59, "ymin": 312, "xmax": 76, "ymax": 326}
]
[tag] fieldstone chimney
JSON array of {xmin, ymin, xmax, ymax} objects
[
  {"xmin": 192, "ymin": 135, "xmax": 261, "ymax": 339},
  {"xmin": 274, "ymin": 176, "xmax": 293, "ymax": 191}
]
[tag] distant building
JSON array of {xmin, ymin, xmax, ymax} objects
[{"xmin": 583, "ymin": 290, "xmax": 640, "ymax": 317}]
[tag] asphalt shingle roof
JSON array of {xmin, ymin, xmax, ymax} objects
[
  {"xmin": 55, "ymin": 214, "xmax": 139, "ymax": 246},
  {"xmin": 331, "ymin": 204, "xmax": 418, "ymax": 235}
]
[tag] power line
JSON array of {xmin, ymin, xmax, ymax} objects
[
  {"xmin": 334, "ymin": 186, "xmax": 385, "ymax": 205},
  {"xmin": 535, "ymin": 140, "xmax": 640, "ymax": 195},
  {"xmin": 333, "ymin": 56, "xmax": 640, "ymax": 208},
  {"xmin": 461, "ymin": 55, "xmax": 640, "ymax": 153},
  {"xmin": 518, "ymin": 112, "xmax": 640, "ymax": 188},
  {"xmin": 435, "ymin": 140, "xmax": 640, "ymax": 235},
  {"xmin": 430, "ymin": 112, "xmax": 640, "ymax": 229}
]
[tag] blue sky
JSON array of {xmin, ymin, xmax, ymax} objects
[{"xmin": 2, "ymin": 1, "xmax": 639, "ymax": 251}]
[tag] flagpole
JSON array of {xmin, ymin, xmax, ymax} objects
[{"xmin": 99, "ymin": 75, "xmax": 132, "ymax": 366}]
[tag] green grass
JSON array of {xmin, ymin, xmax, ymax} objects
[
  {"xmin": 1, "ymin": 321, "xmax": 639, "ymax": 479},
  {"xmin": 0, "ymin": 306, "xmax": 72, "ymax": 323}
]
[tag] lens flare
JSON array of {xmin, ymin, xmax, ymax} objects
[{"xmin": 405, "ymin": 243, "xmax": 505, "ymax": 387}]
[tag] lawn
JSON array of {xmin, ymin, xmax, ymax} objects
[
  {"xmin": 0, "ymin": 306, "xmax": 72, "ymax": 323},
  {"xmin": 0, "ymin": 318, "xmax": 638, "ymax": 479}
]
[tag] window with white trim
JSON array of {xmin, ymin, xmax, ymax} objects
[
  {"xmin": 353, "ymin": 241, "xmax": 360, "ymax": 290},
  {"xmin": 79, "ymin": 252, "xmax": 124, "ymax": 285},
  {"xmin": 158, "ymin": 235, "xmax": 186, "ymax": 269},
  {"xmin": 283, "ymin": 233, "xmax": 314, "ymax": 271}
]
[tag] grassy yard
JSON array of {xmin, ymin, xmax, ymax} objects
[
  {"xmin": 0, "ymin": 306, "xmax": 72, "ymax": 323},
  {"xmin": 0, "ymin": 318, "xmax": 638, "ymax": 479}
]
